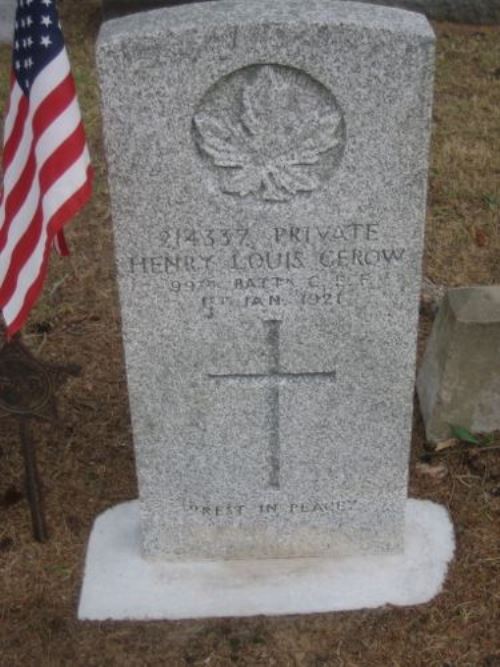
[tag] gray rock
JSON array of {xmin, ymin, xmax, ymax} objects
[
  {"xmin": 421, "ymin": 277, "xmax": 447, "ymax": 317},
  {"xmin": 97, "ymin": 0, "xmax": 435, "ymax": 560},
  {"xmin": 417, "ymin": 286, "xmax": 500, "ymax": 443},
  {"xmin": 422, "ymin": 278, "xmax": 447, "ymax": 305},
  {"xmin": 102, "ymin": 0, "xmax": 500, "ymax": 25},
  {"xmin": 0, "ymin": 0, "xmax": 15, "ymax": 44}
]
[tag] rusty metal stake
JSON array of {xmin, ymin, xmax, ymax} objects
[
  {"xmin": 19, "ymin": 418, "xmax": 48, "ymax": 542},
  {"xmin": 0, "ymin": 335, "xmax": 80, "ymax": 542}
]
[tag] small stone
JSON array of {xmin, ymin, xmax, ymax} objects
[
  {"xmin": 434, "ymin": 438, "xmax": 459, "ymax": 452},
  {"xmin": 416, "ymin": 462, "xmax": 448, "ymax": 480},
  {"xmin": 417, "ymin": 286, "xmax": 500, "ymax": 444},
  {"xmin": 421, "ymin": 277, "xmax": 447, "ymax": 315}
]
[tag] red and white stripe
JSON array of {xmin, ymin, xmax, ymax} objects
[{"xmin": 0, "ymin": 48, "xmax": 92, "ymax": 336}]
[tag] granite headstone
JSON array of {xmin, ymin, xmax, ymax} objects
[
  {"xmin": 96, "ymin": 0, "xmax": 435, "ymax": 561},
  {"xmin": 0, "ymin": 0, "xmax": 15, "ymax": 43},
  {"xmin": 418, "ymin": 286, "xmax": 500, "ymax": 443}
]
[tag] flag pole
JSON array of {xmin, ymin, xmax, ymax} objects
[{"xmin": 19, "ymin": 417, "xmax": 48, "ymax": 542}]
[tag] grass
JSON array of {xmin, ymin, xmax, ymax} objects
[
  {"xmin": 426, "ymin": 24, "xmax": 500, "ymax": 285},
  {"xmin": 0, "ymin": 4, "xmax": 499, "ymax": 666}
]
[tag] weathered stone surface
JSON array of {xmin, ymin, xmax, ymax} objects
[
  {"xmin": 102, "ymin": 0, "xmax": 500, "ymax": 25},
  {"xmin": 97, "ymin": 0, "xmax": 434, "ymax": 560},
  {"xmin": 0, "ymin": 0, "xmax": 15, "ymax": 43},
  {"xmin": 417, "ymin": 286, "xmax": 500, "ymax": 443}
]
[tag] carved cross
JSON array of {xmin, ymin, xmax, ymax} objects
[{"xmin": 208, "ymin": 320, "xmax": 336, "ymax": 489}]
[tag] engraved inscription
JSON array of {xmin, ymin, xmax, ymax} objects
[
  {"xmin": 124, "ymin": 219, "xmax": 406, "ymax": 319},
  {"xmin": 187, "ymin": 499, "xmax": 358, "ymax": 517},
  {"xmin": 125, "ymin": 222, "xmax": 409, "ymax": 317},
  {"xmin": 193, "ymin": 64, "xmax": 346, "ymax": 201},
  {"xmin": 208, "ymin": 320, "xmax": 336, "ymax": 490}
]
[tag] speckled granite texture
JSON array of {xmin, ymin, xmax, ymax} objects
[{"xmin": 97, "ymin": 0, "xmax": 435, "ymax": 560}]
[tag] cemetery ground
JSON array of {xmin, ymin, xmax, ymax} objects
[{"xmin": 0, "ymin": 2, "xmax": 499, "ymax": 665}]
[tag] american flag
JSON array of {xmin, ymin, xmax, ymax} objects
[{"xmin": 0, "ymin": 0, "xmax": 92, "ymax": 337}]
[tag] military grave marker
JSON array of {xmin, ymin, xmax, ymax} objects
[{"xmin": 79, "ymin": 0, "xmax": 455, "ymax": 620}]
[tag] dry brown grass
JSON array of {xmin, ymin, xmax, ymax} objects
[
  {"xmin": 426, "ymin": 23, "xmax": 500, "ymax": 286},
  {"xmin": 0, "ymin": 4, "xmax": 499, "ymax": 666}
]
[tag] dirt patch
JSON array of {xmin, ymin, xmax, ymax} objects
[{"xmin": 0, "ymin": 5, "xmax": 499, "ymax": 666}]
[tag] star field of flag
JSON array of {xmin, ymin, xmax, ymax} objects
[{"xmin": 14, "ymin": 0, "xmax": 64, "ymax": 95}]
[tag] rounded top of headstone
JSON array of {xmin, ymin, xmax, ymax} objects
[
  {"xmin": 447, "ymin": 286, "xmax": 500, "ymax": 323},
  {"xmin": 98, "ymin": 0, "xmax": 435, "ymax": 48}
]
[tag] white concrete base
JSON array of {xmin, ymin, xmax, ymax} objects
[{"xmin": 78, "ymin": 499, "xmax": 454, "ymax": 621}]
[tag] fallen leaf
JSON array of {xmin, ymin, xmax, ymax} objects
[
  {"xmin": 416, "ymin": 462, "xmax": 448, "ymax": 480},
  {"xmin": 474, "ymin": 228, "xmax": 488, "ymax": 247},
  {"xmin": 450, "ymin": 424, "xmax": 481, "ymax": 445},
  {"xmin": 435, "ymin": 438, "xmax": 459, "ymax": 452}
]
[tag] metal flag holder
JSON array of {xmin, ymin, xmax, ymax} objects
[{"xmin": 0, "ymin": 333, "xmax": 80, "ymax": 542}]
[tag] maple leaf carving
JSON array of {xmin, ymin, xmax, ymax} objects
[{"xmin": 193, "ymin": 66, "xmax": 344, "ymax": 201}]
